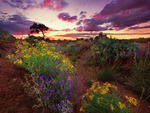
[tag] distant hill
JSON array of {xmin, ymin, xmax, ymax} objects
[{"xmin": 0, "ymin": 28, "xmax": 16, "ymax": 41}]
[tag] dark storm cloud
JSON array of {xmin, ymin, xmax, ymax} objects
[
  {"xmin": 76, "ymin": 18, "xmax": 110, "ymax": 31},
  {"xmin": 3, "ymin": 0, "xmax": 68, "ymax": 10},
  {"xmin": 107, "ymin": 8, "xmax": 150, "ymax": 29},
  {"xmin": 94, "ymin": 0, "xmax": 150, "ymax": 18},
  {"xmin": 58, "ymin": 13, "xmax": 77, "ymax": 22},
  {"xmin": 76, "ymin": 0, "xmax": 150, "ymax": 31},
  {"xmin": 0, "ymin": 13, "xmax": 34, "ymax": 34}
]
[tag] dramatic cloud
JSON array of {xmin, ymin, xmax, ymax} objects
[
  {"xmin": 3, "ymin": 0, "xmax": 68, "ymax": 10},
  {"xmin": 129, "ymin": 25, "xmax": 150, "ymax": 30},
  {"xmin": 0, "ymin": 11, "xmax": 10, "ymax": 21},
  {"xmin": 99, "ymin": 6, "xmax": 150, "ymax": 29},
  {"xmin": 58, "ymin": 13, "xmax": 77, "ymax": 22},
  {"xmin": 76, "ymin": 20, "xmax": 83, "ymax": 25},
  {"xmin": 80, "ymin": 11, "xmax": 87, "ymax": 15},
  {"xmin": 2, "ymin": 0, "xmax": 36, "ymax": 10},
  {"xmin": 76, "ymin": 18, "xmax": 110, "ymax": 31},
  {"xmin": 0, "ymin": 13, "xmax": 34, "ymax": 34},
  {"xmin": 94, "ymin": 0, "xmax": 150, "ymax": 18},
  {"xmin": 39, "ymin": 0, "xmax": 68, "ymax": 11},
  {"xmin": 77, "ymin": 0, "xmax": 150, "ymax": 31},
  {"xmin": 76, "ymin": 25, "xmax": 108, "ymax": 31}
]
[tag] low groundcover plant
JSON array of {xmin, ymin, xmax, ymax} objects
[{"xmin": 80, "ymin": 82, "xmax": 138, "ymax": 113}]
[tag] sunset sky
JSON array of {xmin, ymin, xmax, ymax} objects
[{"xmin": 0, "ymin": 0, "xmax": 150, "ymax": 40}]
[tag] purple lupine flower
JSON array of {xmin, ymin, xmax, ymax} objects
[
  {"xmin": 57, "ymin": 89, "xmax": 60, "ymax": 94},
  {"xmin": 51, "ymin": 90, "xmax": 55, "ymax": 94},
  {"xmin": 37, "ymin": 85, "xmax": 40, "ymax": 90},
  {"xmin": 46, "ymin": 94, "xmax": 49, "ymax": 100},
  {"xmin": 69, "ymin": 83, "xmax": 72, "ymax": 89}
]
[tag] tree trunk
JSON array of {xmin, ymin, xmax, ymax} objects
[{"xmin": 41, "ymin": 31, "xmax": 45, "ymax": 39}]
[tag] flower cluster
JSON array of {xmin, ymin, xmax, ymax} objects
[
  {"xmin": 8, "ymin": 40, "xmax": 77, "ymax": 112},
  {"xmin": 80, "ymin": 82, "xmax": 129, "ymax": 113},
  {"xmin": 125, "ymin": 96, "xmax": 138, "ymax": 106}
]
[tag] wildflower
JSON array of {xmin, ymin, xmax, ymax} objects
[
  {"xmin": 101, "ymin": 87, "xmax": 108, "ymax": 94},
  {"xmin": 15, "ymin": 50, "xmax": 19, "ymax": 53},
  {"xmin": 6, "ymin": 55, "xmax": 12, "ymax": 59},
  {"xmin": 89, "ymin": 95, "xmax": 94, "ymax": 100},
  {"xmin": 47, "ymin": 51, "xmax": 51, "ymax": 55},
  {"xmin": 125, "ymin": 96, "xmax": 137, "ymax": 106},
  {"xmin": 118, "ymin": 102, "xmax": 125, "ymax": 109},
  {"xmin": 14, "ymin": 59, "xmax": 23, "ymax": 65},
  {"xmin": 24, "ymin": 54, "xmax": 30, "ymax": 59},
  {"xmin": 80, "ymin": 106, "xmax": 84, "ymax": 112},
  {"xmin": 110, "ymin": 104, "xmax": 115, "ymax": 111}
]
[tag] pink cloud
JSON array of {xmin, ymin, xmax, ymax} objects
[
  {"xmin": 58, "ymin": 13, "xmax": 77, "ymax": 22},
  {"xmin": 39, "ymin": 0, "xmax": 68, "ymax": 11}
]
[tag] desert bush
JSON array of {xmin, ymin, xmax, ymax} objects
[
  {"xmin": 0, "ymin": 28, "xmax": 16, "ymax": 41},
  {"xmin": 126, "ymin": 54, "xmax": 150, "ymax": 97},
  {"xmin": 65, "ymin": 43, "xmax": 79, "ymax": 55},
  {"xmin": 25, "ymin": 35, "xmax": 38, "ymax": 44},
  {"xmin": 91, "ymin": 34, "xmax": 139, "ymax": 67},
  {"xmin": 96, "ymin": 66, "xmax": 116, "ymax": 82},
  {"xmin": 65, "ymin": 42, "xmax": 88, "ymax": 56},
  {"xmin": 8, "ymin": 40, "xmax": 77, "ymax": 112},
  {"xmin": 80, "ymin": 82, "xmax": 133, "ymax": 113},
  {"xmin": 85, "ymin": 55, "xmax": 93, "ymax": 66},
  {"xmin": 85, "ymin": 79, "xmax": 94, "ymax": 87}
]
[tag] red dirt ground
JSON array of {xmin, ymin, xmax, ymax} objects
[{"xmin": 0, "ymin": 40, "xmax": 150, "ymax": 113}]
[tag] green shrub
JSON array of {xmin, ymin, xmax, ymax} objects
[
  {"xmin": 65, "ymin": 43, "xmax": 79, "ymax": 55},
  {"xmin": 65, "ymin": 42, "xmax": 88, "ymax": 56},
  {"xmin": 85, "ymin": 79, "xmax": 94, "ymax": 87},
  {"xmin": 80, "ymin": 82, "xmax": 130, "ymax": 113},
  {"xmin": 97, "ymin": 66, "xmax": 116, "ymax": 82},
  {"xmin": 85, "ymin": 55, "xmax": 93, "ymax": 66},
  {"xmin": 0, "ymin": 28, "xmax": 16, "ymax": 41},
  {"xmin": 91, "ymin": 34, "xmax": 139, "ymax": 67},
  {"xmin": 25, "ymin": 35, "xmax": 38, "ymax": 44},
  {"xmin": 126, "ymin": 54, "xmax": 150, "ymax": 97}
]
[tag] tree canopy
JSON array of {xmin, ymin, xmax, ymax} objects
[{"xmin": 30, "ymin": 23, "xmax": 49, "ymax": 39}]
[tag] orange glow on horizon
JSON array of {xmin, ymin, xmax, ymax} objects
[{"xmin": 13, "ymin": 29, "xmax": 150, "ymax": 40}]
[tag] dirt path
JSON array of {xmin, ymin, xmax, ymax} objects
[
  {"xmin": 0, "ymin": 40, "xmax": 45, "ymax": 113},
  {"xmin": 0, "ymin": 58, "xmax": 33, "ymax": 113}
]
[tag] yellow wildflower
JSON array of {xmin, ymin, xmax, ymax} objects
[
  {"xmin": 118, "ymin": 102, "xmax": 125, "ymax": 109},
  {"xmin": 24, "ymin": 54, "xmax": 30, "ymax": 59},
  {"xmin": 101, "ymin": 87, "xmax": 109, "ymax": 94},
  {"xmin": 80, "ymin": 106, "xmax": 84, "ymax": 111},
  {"xmin": 14, "ymin": 59, "xmax": 23, "ymax": 65},
  {"xmin": 110, "ymin": 104, "xmax": 115, "ymax": 111},
  {"xmin": 89, "ymin": 95, "xmax": 94, "ymax": 100},
  {"xmin": 7, "ymin": 55, "xmax": 12, "ymax": 59},
  {"xmin": 15, "ymin": 50, "xmax": 19, "ymax": 53},
  {"xmin": 47, "ymin": 51, "xmax": 51, "ymax": 55},
  {"xmin": 125, "ymin": 96, "xmax": 137, "ymax": 106}
]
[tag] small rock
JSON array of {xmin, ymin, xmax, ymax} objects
[{"xmin": 13, "ymin": 78, "xmax": 16, "ymax": 82}]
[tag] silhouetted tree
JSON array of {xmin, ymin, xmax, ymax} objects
[
  {"xmin": 30, "ymin": 23, "xmax": 49, "ymax": 39},
  {"xmin": 99, "ymin": 32, "xmax": 103, "ymax": 37}
]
